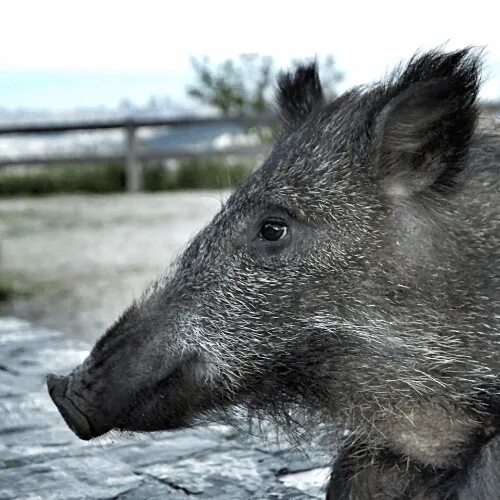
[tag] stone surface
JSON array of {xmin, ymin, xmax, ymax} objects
[{"xmin": 0, "ymin": 317, "xmax": 332, "ymax": 499}]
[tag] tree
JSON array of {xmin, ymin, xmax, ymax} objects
[
  {"xmin": 317, "ymin": 54, "xmax": 344, "ymax": 100},
  {"xmin": 187, "ymin": 54, "xmax": 343, "ymax": 116},
  {"xmin": 188, "ymin": 54, "xmax": 273, "ymax": 116}
]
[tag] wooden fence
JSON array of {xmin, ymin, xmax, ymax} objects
[{"xmin": 0, "ymin": 116, "xmax": 271, "ymax": 192}]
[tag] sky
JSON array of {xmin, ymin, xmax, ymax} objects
[{"xmin": 1, "ymin": 0, "xmax": 500, "ymax": 111}]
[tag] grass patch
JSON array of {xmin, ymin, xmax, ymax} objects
[
  {"xmin": 0, "ymin": 164, "xmax": 125, "ymax": 195},
  {"xmin": 0, "ymin": 158, "xmax": 256, "ymax": 196},
  {"xmin": 145, "ymin": 158, "xmax": 254, "ymax": 191},
  {"xmin": 0, "ymin": 277, "xmax": 17, "ymax": 301}
]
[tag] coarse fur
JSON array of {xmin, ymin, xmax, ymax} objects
[{"xmin": 48, "ymin": 48, "xmax": 499, "ymax": 499}]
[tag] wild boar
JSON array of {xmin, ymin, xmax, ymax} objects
[{"xmin": 48, "ymin": 48, "xmax": 500, "ymax": 499}]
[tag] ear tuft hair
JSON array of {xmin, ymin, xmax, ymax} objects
[
  {"xmin": 276, "ymin": 62, "xmax": 324, "ymax": 132},
  {"xmin": 394, "ymin": 47, "xmax": 481, "ymax": 97},
  {"xmin": 374, "ymin": 48, "xmax": 482, "ymax": 196}
]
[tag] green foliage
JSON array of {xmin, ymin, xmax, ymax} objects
[
  {"xmin": 318, "ymin": 54, "xmax": 344, "ymax": 100},
  {"xmin": 188, "ymin": 54, "xmax": 274, "ymax": 116},
  {"xmin": 187, "ymin": 53, "xmax": 344, "ymax": 116},
  {"xmin": 0, "ymin": 164, "xmax": 125, "ymax": 195},
  {"xmin": 0, "ymin": 159, "xmax": 255, "ymax": 196},
  {"xmin": 0, "ymin": 277, "xmax": 17, "ymax": 301},
  {"xmin": 173, "ymin": 158, "xmax": 253, "ymax": 190},
  {"xmin": 144, "ymin": 158, "xmax": 254, "ymax": 190}
]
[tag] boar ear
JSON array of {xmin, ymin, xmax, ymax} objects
[
  {"xmin": 277, "ymin": 62, "xmax": 324, "ymax": 132},
  {"xmin": 374, "ymin": 48, "xmax": 481, "ymax": 196}
]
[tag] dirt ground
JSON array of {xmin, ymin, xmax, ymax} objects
[{"xmin": 0, "ymin": 191, "xmax": 227, "ymax": 342}]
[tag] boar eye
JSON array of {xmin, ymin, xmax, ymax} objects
[{"xmin": 259, "ymin": 220, "xmax": 288, "ymax": 241}]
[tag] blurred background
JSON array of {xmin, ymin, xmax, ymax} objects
[{"xmin": 0, "ymin": 0, "xmax": 499, "ymax": 342}]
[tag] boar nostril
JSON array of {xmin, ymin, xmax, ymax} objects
[{"xmin": 46, "ymin": 373, "xmax": 96, "ymax": 440}]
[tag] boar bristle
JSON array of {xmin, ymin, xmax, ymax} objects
[
  {"xmin": 393, "ymin": 47, "xmax": 482, "ymax": 97},
  {"xmin": 276, "ymin": 61, "xmax": 324, "ymax": 132}
]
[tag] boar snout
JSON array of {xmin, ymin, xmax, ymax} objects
[{"xmin": 46, "ymin": 372, "xmax": 111, "ymax": 440}]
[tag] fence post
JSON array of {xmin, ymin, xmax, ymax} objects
[{"xmin": 125, "ymin": 121, "xmax": 142, "ymax": 192}]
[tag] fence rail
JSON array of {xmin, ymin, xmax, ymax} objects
[
  {"xmin": 0, "ymin": 116, "xmax": 272, "ymax": 192},
  {"xmin": 0, "ymin": 116, "xmax": 271, "ymax": 135}
]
